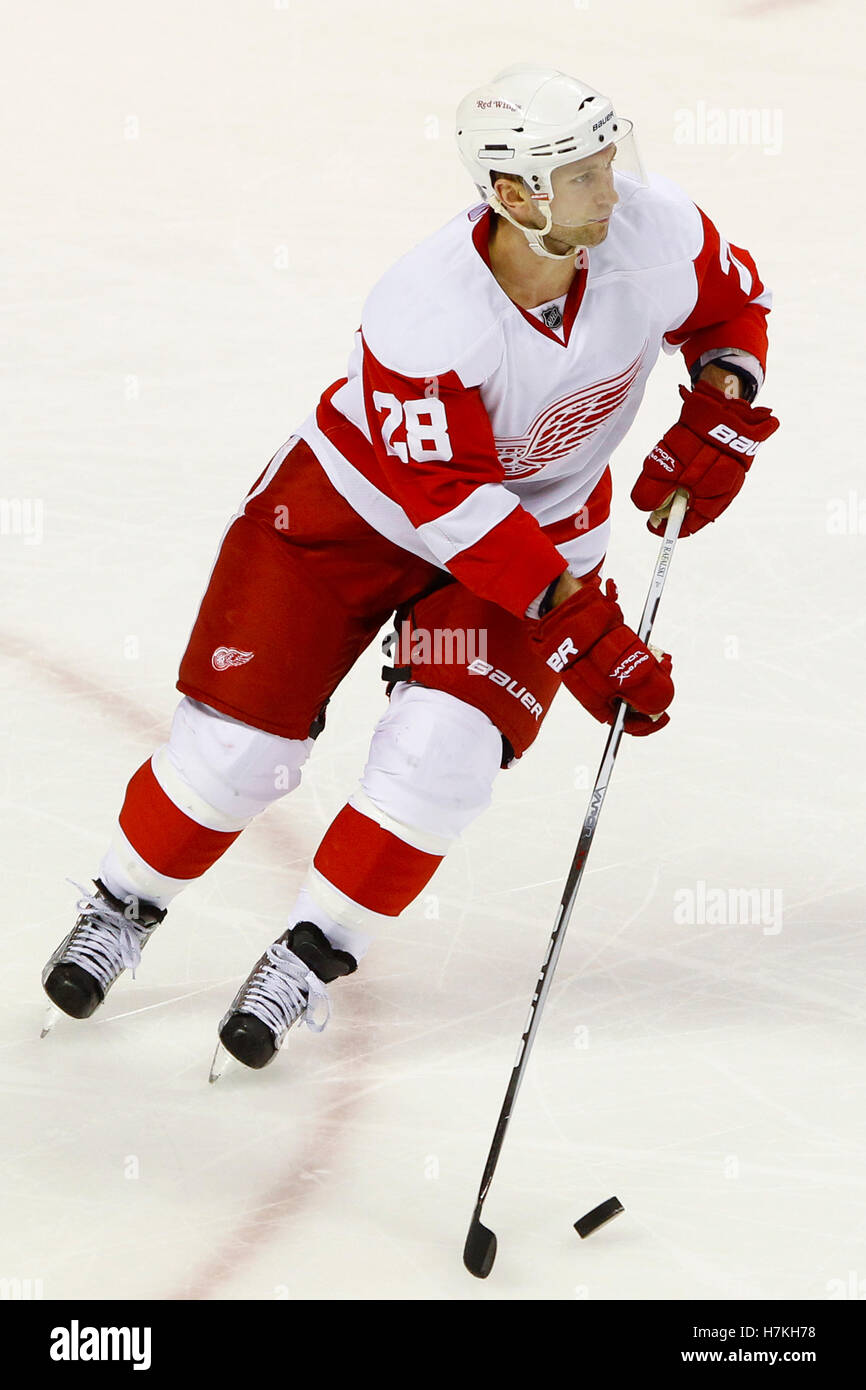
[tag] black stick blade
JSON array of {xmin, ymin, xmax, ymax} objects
[
  {"xmin": 574, "ymin": 1196, "xmax": 624, "ymax": 1239},
  {"xmin": 463, "ymin": 1215, "xmax": 497, "ymax": 1278}
]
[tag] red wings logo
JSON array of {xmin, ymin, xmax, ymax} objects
[
  {"xmin": 212, "ymin": 646, "xmax": 255, "ymax": 671},
  {"xmin": 495, "ymin": 346, "xmax": 645, "ymax": 478}
]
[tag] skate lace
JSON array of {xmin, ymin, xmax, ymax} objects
[
  {"xmin": 63, "ymin": 881, "xmax": 152, "ymax": 991},
  {"xmin": 241, "ymin": 942, "xmax": 331, "ymax": 1039}
]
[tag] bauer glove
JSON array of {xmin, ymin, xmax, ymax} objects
[
  {"xmin": 632, "ymin": 381, "xmax": 779, "ymax": 537},
  {"xmin": 531, "ymin": 577, "xmax": 674, "ymax": 736}
]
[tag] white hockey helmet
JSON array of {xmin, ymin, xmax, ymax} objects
[{"xmin": 455, "ymin": 64, "xmax": 643, "ymax": 257}]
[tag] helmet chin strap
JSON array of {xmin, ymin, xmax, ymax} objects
[{"xmin": 488, "ymin": 191, "xmax": 585, "ymax": 262}]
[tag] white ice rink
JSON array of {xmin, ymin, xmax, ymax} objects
[{"xmin": 2, "ymin": 0, "xmax": 864, "ymax": 1301}]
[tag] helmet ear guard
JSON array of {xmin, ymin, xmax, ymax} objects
[{"xmin": 486, "ymin": 182, "xmax": 557, "ymax": 257}]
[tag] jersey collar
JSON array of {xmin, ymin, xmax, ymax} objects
[{"xmin": 470, "ymin": 205, "xmax": 588, "ymax": 349}]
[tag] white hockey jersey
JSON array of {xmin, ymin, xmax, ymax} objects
[{"xmin": 298, "ymin": 171, "xmax": 771, "ymax": 618}]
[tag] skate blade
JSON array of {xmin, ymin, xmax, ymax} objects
[
  {"xmin": 208, "ymin": 1040, "xmax": 232, "ymax": 1084},
  {"xmin": 41, "ymin": 1004, "xmax": 61, "ymax": 1038}
]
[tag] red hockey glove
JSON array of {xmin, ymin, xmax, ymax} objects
[
  {"xmin": 531, "ymin": 578, "xmax": 674, "ymax": 736},
  {"xmin": 631, "ymin": 381, "xmax": 780, "ymax": 537}
]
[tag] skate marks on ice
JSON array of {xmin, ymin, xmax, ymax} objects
[{"xmin": 1, "ymin": 628, "xmax": 375, "ymax": 1299}]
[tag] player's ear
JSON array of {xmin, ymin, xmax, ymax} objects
[{"xmin": 492, "ymin": 173, "xmax": 525, "ymax": 211}]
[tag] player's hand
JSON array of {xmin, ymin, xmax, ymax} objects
[
  {"xmin": 631, "ymin": 381, "xmax": 779, "ymax": 537},
  {"xmin": 530, "ymin": 577, "xmax": 674, "ymax": 736}
]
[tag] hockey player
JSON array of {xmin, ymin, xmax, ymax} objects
[{"xmin": 42, "ymin": 65, "xmax": 779, "ymax": 1074}]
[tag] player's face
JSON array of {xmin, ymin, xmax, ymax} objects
[{"xmin": 546, "ymin": 146, "xmax": 619, "ymax": 247}]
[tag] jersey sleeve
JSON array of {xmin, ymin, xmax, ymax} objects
[
  {"xmin": 361, "ymin": 336, "xmax": 566, "ymax": 618},
  {"xmin": 663, "ymin": 206, "xmax": 772, "ymax": 380}
]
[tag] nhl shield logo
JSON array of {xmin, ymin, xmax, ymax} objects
[
  {"xmin": 212, "ymin": 646, "xmax": 255, "ymax": 671},
  {"xmin": 540, "ymin": 304, "xmax": 563, "ymax": 330}
]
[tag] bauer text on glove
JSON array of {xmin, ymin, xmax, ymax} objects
[
  {"xmin": 631, "ymin": 381, "xmax": 779, "ymax": 537},
  {"xmin": 530, "ymin": 579, "xmax": 674, "ymax": 736}
]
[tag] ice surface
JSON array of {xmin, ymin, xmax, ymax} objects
[{"xmin": 1, "ymin": 0, "xmax": 864, "ymax": 1301}]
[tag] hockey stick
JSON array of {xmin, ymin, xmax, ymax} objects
[{"xmin": 463, "ymin": 487, "xmax": 689, "ymax": 1278}]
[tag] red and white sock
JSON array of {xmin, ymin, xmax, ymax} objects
[
  {"xmin": 289, "ymin": 789, "xmax": 451, "ymax": 960},
  {"xmin": 99, "ymin": 752, "xmax": 251, "ymax": 910}
]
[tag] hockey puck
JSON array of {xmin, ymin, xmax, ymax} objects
[{"xmin": 574, "ymin": 1196, "xmax": 624, "ymax": 1239}]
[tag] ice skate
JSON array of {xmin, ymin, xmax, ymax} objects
[
  {"xmin": 209, "ymin": 921, "xmax": 357, "ymax": 1081},
  {"xmin": 41, "ymin": 880, "xmax": 166, "ymax": 1035}
]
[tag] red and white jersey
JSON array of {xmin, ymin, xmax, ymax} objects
[{"xmin": 297, "ymin": 171, "xmax": 772, "ymax": 619}]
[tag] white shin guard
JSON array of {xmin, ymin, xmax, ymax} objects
[
  {"xmin": 157, "ymin": 698, "xmax": 314, "ymax": 823},
  {"xmin": 360, "ymin": 682, "xmax": 503, "ymax": 839},
  {"xmin": 99, "ymin": 698, "xmax": 314, "ymax": 909},
  {"xmin": 294, "ymin": 683, "xmax": 504, "ymax": 951}
]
